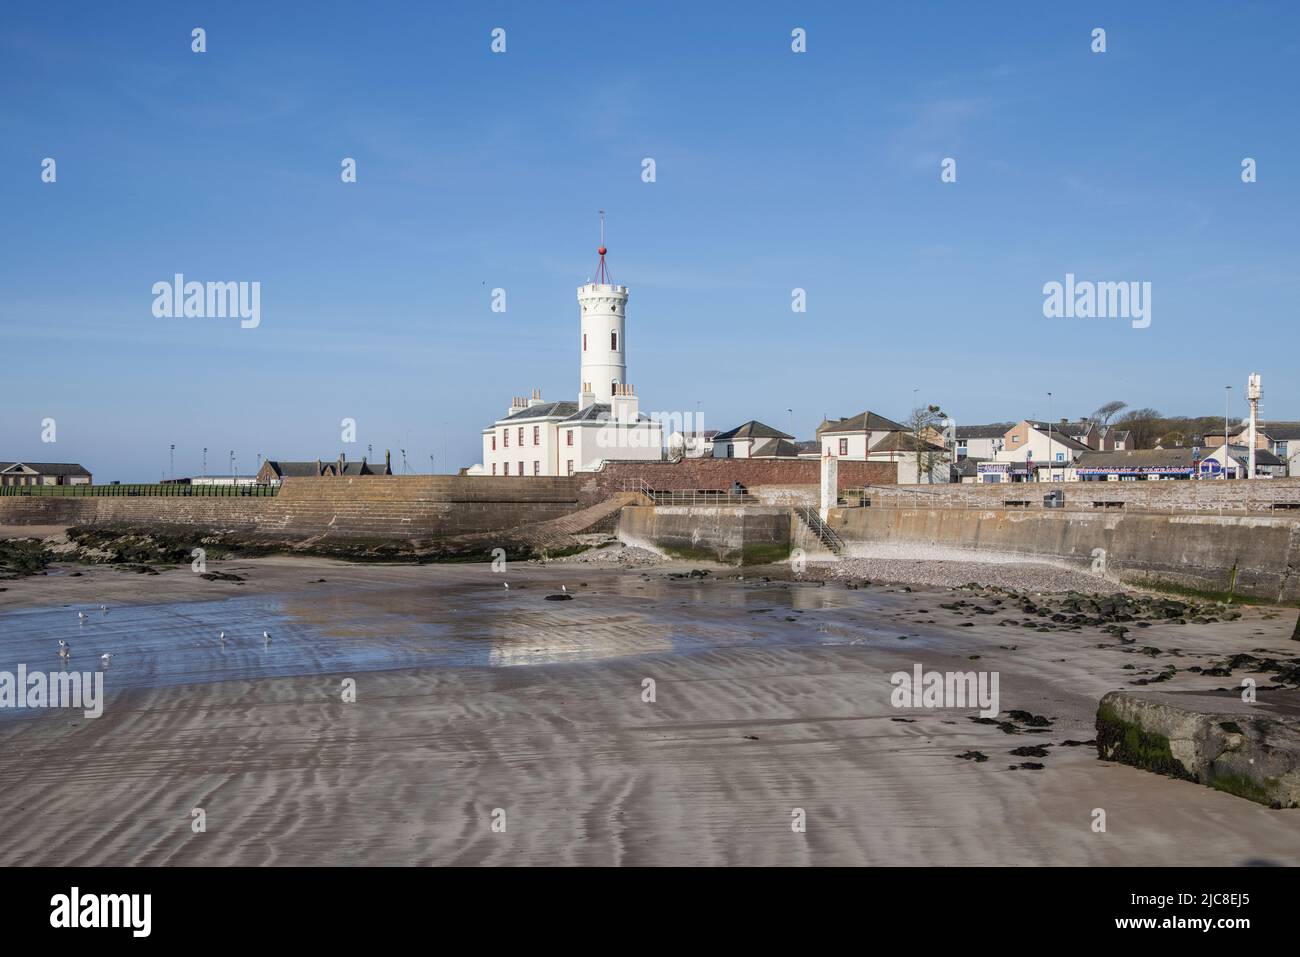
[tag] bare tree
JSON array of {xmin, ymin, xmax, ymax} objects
[
  {"xmin": 1091, "ymin": 400, "xmax": 1128, "ymax": 431},
  {"xmin": 905, "ymin": 405, "xmax": 949, "ymax": 484},
  {"xmin": 1114, "ymin": 407, "xmax": 1163, "ymax": 449}
]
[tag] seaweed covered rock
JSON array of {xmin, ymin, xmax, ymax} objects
[{"xmin": 1097, "ymin": 689, "xmax": 1300, "ymax": 808}]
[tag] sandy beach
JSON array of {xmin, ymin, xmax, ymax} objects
[{"xmin": 1, "ymin": 553, "xmax": 1298, "ymax": 866}]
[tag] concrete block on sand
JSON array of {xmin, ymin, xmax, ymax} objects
[{"xmin": 1097, "ymin": 689, "xmax": 1300, "ymax": 808}]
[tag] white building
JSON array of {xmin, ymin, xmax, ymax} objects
[
  {"xmin": 990, "ymin": 419, "xmax": 1091, "ymax": 481},
  {"xmin": 816, "ymin": 411, "xmax": 909, "ymax": 460},
  {"xmin": 954, "ymin": 424, "xmax": 1013, "ymax": 461},
  {"xmin": 711, "ymin": 421, "xmax": 794, "ymax": 458},
  {"xmin": 474, "ymin": 239, "xmax": 663, "ymax": 476}
]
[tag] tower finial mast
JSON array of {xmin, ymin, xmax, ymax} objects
[{"xmin": 595, "ymin": 209, "xmax": 612, "ymax": 284}]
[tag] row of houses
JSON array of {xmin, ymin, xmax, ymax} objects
[
  {"xmin": 962, "ymin": 419, "xmax": 1285, "ymax": 483},
  {"xmin": 9, "ymin": 414, "xmax": 1300, "ymax": 489},
  {"xmin": 658, "ymin": 411, "xmax": 1292, "ymax": 484}
]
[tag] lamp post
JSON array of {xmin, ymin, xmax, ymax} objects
[
  {"xmin": 202, "ymin": 447, "xmax": 207, "ymax": 479},
  {"xmin": 169, "ymin": 444, "xmax": 174, "ymax": 482},
  {"xmin": 1046, "ymin": 392, "xmax": 1054, "ymax": 483},
  {"xmin": 1225, "ymin": 385, "xmax": 1231, "ymax": 480}
]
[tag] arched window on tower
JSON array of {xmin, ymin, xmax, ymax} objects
[
  {"xmin": 583, "ymin": 333, "xmax": 587, "ymax": 352},
  {"xmin": 611, "ymin": 331, "xmax": 618, "ymax": 351}
]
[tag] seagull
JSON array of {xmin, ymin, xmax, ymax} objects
[
  {"xmin": 561, "ymin": 585, "xmax": 567, "ymax": 593},
  {"xmin": 100, "ymin": 604, "xmax": 108, "ymax": 613},
  {"xmin": 77, "ymin": 611, "xmax": 86, "ymax": 622},
  {"xmin": 100, "ymin": 653, "xmax": 114, "ymax": 666},
  {"xmin": 57, "ymin": 641, "xmax": 71, "ymax": 662},
  {"xmin": 219, "ymin": 630, "xmax": 226, "ymax": 644},
  {"xmin": 503, "ymin": 582, "xmax": 510, "ymax": 590},
  {"xmin": 263, "ymin": 630, "xmax": 271, "ymax": 644}
]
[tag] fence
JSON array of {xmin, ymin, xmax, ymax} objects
[
  {"xmin": 841, "ymin": 482, "xmax": 1300, "ymax": 515},
  {"xmin": 619, "ymin": 478, "xmax": 758, "ymax": 507},
  {"xmin": 0, "ymin": 483, "xmax": 279, "ymax": 498}
]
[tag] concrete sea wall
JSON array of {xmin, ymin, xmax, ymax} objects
[
  {"xmin": 617, "ymin": 505, "xmax": 793, "ymax": 564},
  {"xmin": 828, "ymin": 505, "xmax": 1300, "ymax": 603},
  {"xmin": 0, "ymin": 476, "xmax": 586, "ymax": 544},
  {"xmin": 882, "ymin": 478, "xmax": 1300, "ymax": 513}
]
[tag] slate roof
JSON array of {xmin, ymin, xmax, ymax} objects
[
  {"xmin": 262, "ymin": 459, "xmax": 390, "ymax": 478},
  {"xmin": 502, "ymin": 401, "xmax": 579, "ymax": 421},
  {"xmin": 1029, "ymin": 427, "xmax": 1091, "ymax": 452},
  {"xmin": 868, "ymin": 432, "xmax": 946, "ymax": 454},
  {"xmin": 0, "ymin": 462, "xmax": 92, "ymax": 477},
  {"xmin": 954, "ymin": 424, "xmax": 1013, "ymax": 439},
  {"xmin": 1029, "ymin": 420, "xmax": 1094, "ymax": 439},
  {"xmin": 1074, "ymin": 449, "xmax": 1199, "ymax": 469},
  {"xmin": 817, "ymin": 411, "xmax": 908, "ymax": 435},
  {"xmin": 561, "ymin": 403, "xmax": 653, "ymax": 424},
  {"xmin": 1262, "ymin": 422, "xmax": 1300, "ymax": 441},
  {"xmin": 1222, "ymin": 444, "xmax": 1285, "ymax": 467},
  {"xmin": 749, "ymin": 438, "xmax": 804, "ymax": 458},
  {"xmin": 712, "ymin": 420, "xmax": 794, "ymax": 442}
]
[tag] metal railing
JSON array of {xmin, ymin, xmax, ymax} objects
[
  {"xmin": 649, "ymin": 490, "xmax": 759, "ymax": 506},
  {"xmin": 617, "ymin": 478, "xmax": 758, "ymax": 507},
  {"xmin": 796, "ymin": 505, "xmax": 845, "ymax": 555},
  {"xmin": 836, "ymin": 482, "xmax": 1300, "ymax": 515},
  {"xmin": 0, "ymin": 483, "xmax": 280, "ymax": 497}
]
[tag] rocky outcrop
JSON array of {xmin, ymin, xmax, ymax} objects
[{"xmin": 1097, "ymin": 689, "xmax": 1300, "ymax": 808}]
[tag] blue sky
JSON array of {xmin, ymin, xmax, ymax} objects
[{"xmin": 2, "ymin": 1, "xmax": 1297, "ymax": 481}]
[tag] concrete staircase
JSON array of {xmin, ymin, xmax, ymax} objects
[
  {"xmin": 430, "ymin": 491, "xmax": 647, "ymax": 558},
  {"xmin": 794, "ymin": 505, "xmax": 845, "ymax": 557}
]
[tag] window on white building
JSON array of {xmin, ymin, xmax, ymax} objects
[
  {"xmin": 533, "ymin": 425, "xmax": 540, "ymax": 445},
  {"xmin": 838, "ymin": 438, "xmax": 847, "ymax": 455},
  {"xmin": 533, "ymin": 461, "xmax": 540, "ymax": 475},
  {"xmin": 566, "ymin": 460, "xmax": 573, "ymax": 475},
  {"xmin": 491, "ymin": 463, "xmax": 496, "ymax": 475},
  {"xmin": 503, "ymin": 430, "xmax": 509, "ymax": 448},
  {"xmin": 611, "ymin": 331, "xmax": 618, "ymax": 350},
  {"xmin": 503, "ymin": 462, "xmax": 509, "ymax": 476},
  {"xmin": 518, "ymin": 461, "xmax": 523, "ymax": 476},
  {"xmin": 566, "ymin": 430, "xmax": 573, "ymax": 447}
]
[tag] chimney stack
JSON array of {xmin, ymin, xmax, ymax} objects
[{"xmin": 612, "ymin": 383, "xmax": 639, "ymax": 423}]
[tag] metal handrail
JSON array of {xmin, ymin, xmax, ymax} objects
[
  {"xmin": 796, "ymin": 504, "xmax": 845, "ymax": 554},
  {"xmin": 835, "ymin": 481, "xmax": 1300, "ymax": 515},
  {"xmin": 649, "ymin": 490, "xmax": 759, "ymax": 507}
]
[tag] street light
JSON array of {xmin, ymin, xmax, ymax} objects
[
  {"xmin": 1225, "ymin": 386, "xmax": 1232, "ymax": 480},
  {"xmin": 169, "ymin": 444, "xmax": 174, "ymax": 482},
  {"xmin": 1046, "ymin": 392, "xmax": 1054, "ymax": 483}
]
